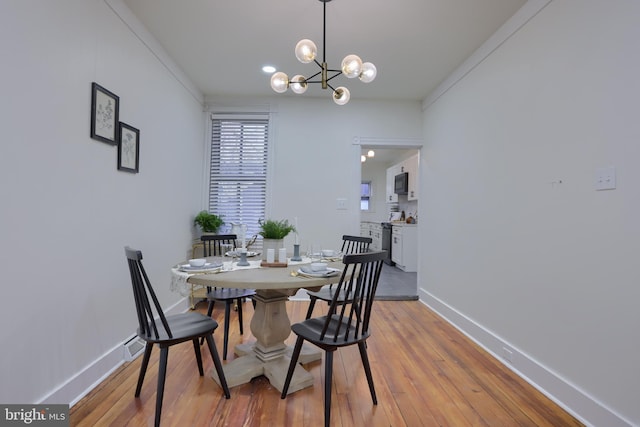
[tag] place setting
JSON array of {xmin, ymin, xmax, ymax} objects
[
  {"xmin": 177, "ymin": 258, "xmax": 223, "ymax": 273},
  {"xmin": 294, "ymin": 261, "xmax": 341, "ymax": 278}
]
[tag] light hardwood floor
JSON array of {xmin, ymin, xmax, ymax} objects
[{"xmin": 70, "ymin": 299, "xmax": 583, "ymax": 426}]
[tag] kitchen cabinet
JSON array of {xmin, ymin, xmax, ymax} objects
[
  {"xmin": 391, "ymin": 224, "xmax": 417, "ymax": 272},
  {"xmin": 385, "ymin": 164, "xmax": 400, "ymax": 203},
  {"xmin": 404, "ymin": 153, "xmax": 419, "ymax": 201},
  {"xmin": 370, "ymin": 223, "xmax": 382, "ymax": 251},
  {"xmin": 360, "ymin": 222, "xmax": 370, "ymax": 238},
  {"xmin": 386, "ymin": 154, "xmax": 419, "ymax": 202},
  {"xmin": 360, "ymin": 221, "xmax": 382, "ymax": 251}
]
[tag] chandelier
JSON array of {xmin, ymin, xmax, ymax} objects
[{"xmin": 269, "ymin": 0, "xmax": 377, "ymax": 105}]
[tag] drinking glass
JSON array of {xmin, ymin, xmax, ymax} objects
[
  {"xmin": 220, "ymin": 243, "xmax": 233, "ymax": 270},
  {"xmin": 307, "ymin": 243, "xmax": 320, "ymax": 261}
]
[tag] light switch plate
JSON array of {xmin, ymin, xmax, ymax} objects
[
  {"xmin": 595, "ymin": 167, "xmax": 616, "ymax": 191},
  {"xmin": 336, "ymin": 198, "xmax": 347, "ymax": 210}
]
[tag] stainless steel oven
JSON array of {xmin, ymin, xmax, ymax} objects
[{"xmin": 381, "ymin": 222, "xmax": 394, "ymax": 266}]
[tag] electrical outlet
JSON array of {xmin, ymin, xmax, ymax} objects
[{"xmin": 595, "ymin": 167, "xmax": 616, "ymax": 190}]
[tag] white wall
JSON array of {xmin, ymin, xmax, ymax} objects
[
  {"xmin": 208, "ymin": 97, "xmax": 423, "ymax": 251},
  {"xmin": 0, "ymin": 0, "xmax": 206, "ymax": 404},
  {"xmin": 420, "ymin": 0, "xmax": 640, "ymax": 425}
]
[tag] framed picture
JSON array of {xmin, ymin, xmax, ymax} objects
[
  {"xmin": 90, "ymin": 82, "xmax": 119, "ymax": 145},
  {"xmin": 117, "ymin": 122, "xmax": 140, "ymax": 173}
]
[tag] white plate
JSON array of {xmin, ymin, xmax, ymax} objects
[
  {"xmin": 225, "ymin": 251, "xmax": 258, "ymax": 257},
  {"xmin": 298, "ymin": 266, "xmax": 340, "ymax": 277},
  {"xmin": 179, "ymin": 262, "xmax": 223, "ymax": 272}
]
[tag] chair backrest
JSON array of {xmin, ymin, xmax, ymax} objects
[
  {"xmin": 341, "ymin": 235, "xmax": 372, "ymax": 254},
  {"xmin": 321, "ymin": 250, "xmax": 385, "ymax": 343},
  {"xmin": 201, "ymin": 234, "xmax": 237, "ymax": 257},
  {"xmin": 124, "ymin": 247, "xmax": 172, "ymax": 339}
]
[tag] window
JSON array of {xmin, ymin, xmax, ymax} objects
[
  {"xmin": 209, "ymin": 115, "xmax": 269, "ymax": 247},
  {"xmin": 360, "ymin": 181, "xmax": 372, "ymax": 211}
]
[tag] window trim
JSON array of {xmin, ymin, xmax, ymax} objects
[{"xmin": 206, "ymin": 113, "xmax": 272, "ymax": 248}]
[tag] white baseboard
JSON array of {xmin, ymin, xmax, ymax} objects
[
  {"xmin": 40, "ymin": 297, "xmax": 188, "ymax": 407},
  {"xmin": 418, "ymin": 288, "xmax": 633, "ymax": 427}
]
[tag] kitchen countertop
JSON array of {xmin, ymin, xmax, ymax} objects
[
  {"xmin": 361, "ymin": 220, "xmax": 417, "ymax": 227},
  {"xmin": 390, "ymin": 222, "xmax": 417, "ymax": 227}
]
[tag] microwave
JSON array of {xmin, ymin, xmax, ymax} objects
[{"xmin": 394, "ymin": 172, "xmax": 408, "ymax": 195}]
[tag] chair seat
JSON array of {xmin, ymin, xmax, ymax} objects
[
  {"xmin": 206, "ymin": 288, "xmax": 255, "ymax": 301},
  {"xmin": 139, "ymin": 313, "xmax": 219, "ymax": 345},
  {"xmin": 291, "ymin": 315, "xmax": 370, "ymax": 349},
  {"xmin": 306, "ymin": 287, "xmax": 351, "ymax": 303}
]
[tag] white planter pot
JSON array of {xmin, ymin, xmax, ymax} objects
[{"xmin": 261, "ymin": 238, "xmax": 284, "ymax": 261}]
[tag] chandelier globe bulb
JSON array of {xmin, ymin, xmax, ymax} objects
[
  {"xmin": 341, "ymin": 54, "xmax": 362, "ymax": 78},
  {"xmin": 333, "ymin": 86, "xmax": 350, "ymax": 105},
  {"xmin": 295, "ymin": 39, "xmax": 317, "ymax": 64},
  {"xmin": 290, "ymin": 75, "xmax": 308, "ymax": 94},
  {"xmin": 359, "ymin": 62, "xmax": 377, "ymax": 83},
  {"xmin": 270, "ymin": 72, "xmax": 289, "ymax": 93}
]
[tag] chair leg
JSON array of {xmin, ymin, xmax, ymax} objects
[
  {"xmin": 236, "ymin": 298, "xmax": 244, "ymax": 335},
  {"xmin": 305, "ymin": 297, "xmax": 317, "ymax": 319},
  {"xmin": 192, "ymin": 339, "xmax": 204, "ymax": 376},
  {"xmin": 223, "ymin": 301, "xmax": 232, "ymax": 360},
  {"xmin": 205, "ymin": 300, "xmax": 215, "ymax": 317},
  {"xmin": 154, "ymin": 346, "xmax": 169, "ymax": 427},
  {"xmin": 324, "ymin": 350, "xmax": 334, "ymax": 427},
  {"xmin": 358, "ymin": 341, "xmax": 377, "ymax": 405},
  {"xmin": 205, "ymin": 334, "xmax": 231, "ymax": 399},
  {"xmin": 200, "ymin": 300, "xmax": 216, "ymax": 345},
  {"xmin": 135, "ymin": 343, "xmax": 153, "ymax": 397},
  {"xmin": 280, "ymin": 336, "xmax": 305, "ymax": 398}
]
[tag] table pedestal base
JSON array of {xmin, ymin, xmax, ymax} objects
[
  {"xmin": 210, "ymin": 289, "xmax": 322, "ymax": 393},
  {"xmin": 211, "ymin": 348, "xmax": 317, "ymax": 394}
]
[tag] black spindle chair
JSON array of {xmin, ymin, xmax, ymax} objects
[
  {"xmin": 304, "ymin": 235, "xmax": 372, "ymax": 319},
  {"xmin": 200, "ymin": 234, "xmax": 256, "ymax": 360},
  {"xmin": 124, "ymin": 247, "xmax": 230, "ymax": 427},
  {"xmin": 281, "ymin": 250, "xmax": 385, "ymax": 427}
]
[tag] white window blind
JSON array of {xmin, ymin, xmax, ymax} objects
[{"xmin": 209, "ymin": 115, "xmax": 269, "ymax": 247}]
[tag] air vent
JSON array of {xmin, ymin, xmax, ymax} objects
[{"xmin": 123, "ymin": 336, "xmax": 146, "ymax": 362}]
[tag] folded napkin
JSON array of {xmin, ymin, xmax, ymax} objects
[
  {"xmin": 170, "ymin": 268, "xmax": 192, "ymax": 296},
  {"xmin": 170, "ymin": 264, "xmax": 223, "ymax": 295},
  {"xmin": 170, "ymin": 260, "xmax": 264, "ymax": 295}
]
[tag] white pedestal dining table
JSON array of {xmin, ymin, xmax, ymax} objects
[{"xmin": 183, "ymin": 258, "xmax": 343, "ymax": 394}]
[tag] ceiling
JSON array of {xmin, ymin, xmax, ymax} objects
[{"xmin": 122, "ymin": 0, "xmax": 526, "ymax": 102}]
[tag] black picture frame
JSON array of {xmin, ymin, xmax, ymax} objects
[
  {"xmin": 90, "ymin": 82, "xmax": 120, "ymax": 145},
  {"xmin": 117, "ymin": 122, "xmax": 140, "ymax": 173}
]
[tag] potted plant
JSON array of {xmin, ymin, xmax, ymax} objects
[
  {"xmin": 258, "ymin": 219, "xmax": 296, "ymax": 261},
  {"xmin": 194, "ymin": 210, "xmax": 224, "ymax": 234}
]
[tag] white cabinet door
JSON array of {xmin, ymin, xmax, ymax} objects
[
  {"xmin": 360, "ymin": 222, "xmax": 370, "ymax": 238},
  {"xmin": 391, "ymin": 225, "xmax": 417, "ymax": 272},
  {"xmin": 391, "ymin": 227, "xmax": 402, "ymax": 265},
  {"xmin": 406, "ymin": 153, "xmax": 419, "ymax": 201},
  {"xmin": 370, "ymin": 223, "xmax": 382, "ymax": 251},
  {"xmin": 385, "ymin": 165, "xmax": 399, "ymax": 203}
]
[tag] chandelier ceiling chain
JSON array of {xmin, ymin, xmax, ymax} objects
[{"xmin": 270, "ymin": 0, "xmax": 377, "ymax": 105}]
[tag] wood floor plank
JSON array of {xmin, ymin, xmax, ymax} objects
[{"xmin": 70, "ymin": 300, "xmax": 583, "ymax": 427}]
